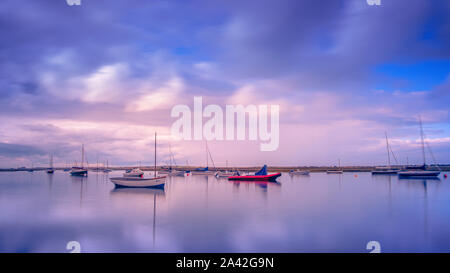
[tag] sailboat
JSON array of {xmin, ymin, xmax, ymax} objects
[
  {"xmin": 326, "ymin": 159, "xmax": 343, "ymax": 174},
  {"xmin": 215, "ymin": 160, "xmax": 241, "ymax": 178},
  {"xmin": 70, "ymin": 144, "xmax": 88, "ymax": 176},
  {"xmin": 103, "ymin": 160, "xmax": 112, "ymax": 173},
  {"xmin": 110, "ymin": 132, "xmax": 166, "ymax": 188},
  {"xmin": 191, "ymin": 141, "xmax": 216, "ymax": 175},
  {"xmin": 372, "ymin": 132, "xmax": 399, "ymax": 175},
  {"xmin": 398, "ymin": 117, "xmax": 440, "ymax": 178},
  {"xmin": 46, "ymin": 154, "xmax": 54, "ymax": 174}
]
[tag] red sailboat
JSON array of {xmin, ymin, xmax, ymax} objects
[{"xmin": 228, "ymin": 165, "xmax": 281, "ymax": 182}]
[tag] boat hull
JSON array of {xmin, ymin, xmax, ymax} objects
[
  {"xmin": 123, "ymin": 173, "xmax": 144, "ymax": 177},
  {"xmin": 289, "ymin": 171, "xmax": 310, "ymax": 175},
  {"xmin": 398, "ymin": 171, "xmax": 440, "ymax": 178},
  {"xmin": 191, "ymin": 171, "xmax": 216, "ymax": 175},
  {"xmin": 70, "ymin": 170, "xmax": 88, "ymax": 176},
  {"xmin": 371, "ymin": 170, "xmax": 398, "ymax": 175},
  {"xmin": 326, "ymin": 171, "xmax": 343, "ymax": 174},
  {"xmin": 110, "ymin": 176, "xmax": 166, "ymax": 188},
  {"xmin": 228, "ymin": 173, "xmax": 281, "ymax": 182}
]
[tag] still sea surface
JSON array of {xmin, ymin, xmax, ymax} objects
[{"xmin": 0, "ymin": 170, "xmax": 449, "ymax": 252}]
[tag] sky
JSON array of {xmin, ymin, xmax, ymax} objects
[{"xmin": 0, "ymin": 0, "xmax": 449, "ymax": 168}]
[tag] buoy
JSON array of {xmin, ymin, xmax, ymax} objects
[
  {"xmin": 444, "ymin": 174, "xmax": 448, "ymax": 179},
  {"xmin": 354, "ymin": 174, "xmax": 358, "ymax": 178}
]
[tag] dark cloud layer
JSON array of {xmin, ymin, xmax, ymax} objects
[{"xmin": 0, "ymin": 0, "xmax": 449, "ymax": 166}]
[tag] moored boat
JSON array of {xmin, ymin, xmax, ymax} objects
[
  {"xmin": 326, "ymin": 159, "xmax": 343, "ymax": 174},
  {"xmin": 70, "ymin": 144, "xmax": 88, "ymax": 176},
  {"xmin": 110, "ymin": 132, "xmax": 166, "ymax": 188},
  {"xmin": 228, "ymin": 165, "xmax": 281, "ymax": 182},
  {"xmin": 372, "ymin": 132, "xmax": 399, "ymax": 175},
  {"xmin": 398, "ymin": 117, "xmax": 440, "ymax": 179},
  {"xmin": 110, "ymin": 176, "xmax": 166, "ymax": 188},
  {"xmin": 215, "ymin": 170, "xmax": 240, "ymax": 178},
  {"xmin": 289, "ymin": 169, "xmax": 310, "ymax": 175},
  {"xmin": 46, "ymin": 154, "xmax": 54, "ymax": 174},
  {"xmin": 398, "ymin": 170, "xmax": 440, "ymax": 178},
  {"xmin": 326, "ymin": 170, "xmax": 343, "ymax": 174},
  {"xmin": 70, "ymin": 167, "xmax": 88, "ymax": 176}
]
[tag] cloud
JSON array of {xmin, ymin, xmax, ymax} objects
[{"xmin": 0, "ymin": 0, "xmax": 450, "ymax": 166}]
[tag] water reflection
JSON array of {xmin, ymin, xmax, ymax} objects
[
  {"xmin": 0, "ymin": 171, "xmax": 449, "ymax": 252},
  {"xmin": 110, "ymin": 187, "xmax": 165, "ymax": 249}
]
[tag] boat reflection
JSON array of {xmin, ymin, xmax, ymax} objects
[{"xmin": 110, "ymin": 187, "xmax": 165, "ymax": 250}]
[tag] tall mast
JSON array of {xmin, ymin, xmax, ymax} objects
[
  {"xmin": 385, "ymin": 131, "xmax": 391, "ymax": 168},
  {"xmin": 154, "ymin": 132, "xmax": 157, "ymax": 178},
  {"xmin": 81, "ymin": 144, "xmax": 84, "ymax": 168},
  {"xmin": 169, "ymin": 144, "xmax": 172, "ymax": 169},
  {"xmin": 419, "ymin": 116, "xmax": 426, "ymax": 166},
  {"xmin": 50, "ymin": 154, "xmax": 53, "ymax": 169},
  {"xmin": 206, "ymin": 141, "xmax": 208, "ymax": 167}
]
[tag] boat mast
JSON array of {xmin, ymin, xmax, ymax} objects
[
  {"xmin": 385, "ymin": 131, "xmax": 391, "ymax": 168},
  {"xmin": 50, "ymin": 154, "xmax": 53, "ymax": 169},
  {"xmin": 154, "ymin": 132, "xmax": 157, "ymax": 178},
  {"xmin": 419, "ymin": 116, "xmax": 426, "ymax": 166},
  {"xmin": 81, "ymin": 144, "xmax": 84, "ymax": 169},
  {"xmin": 206, "ymin": 141, "xmax": 208, "ymax": 167}
]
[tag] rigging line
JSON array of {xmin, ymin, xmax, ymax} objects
[
  {"xmin": 205, "ymin": 142, "xmax": 216, "ymax": 170},
  {"xmin": 389, "ymin": 145, "xmax": 399, "ymax": 165},
  {"xmin": 422, "ymin": 130, "xmax": 441, "ymax": 171},
  {"xmin": 425, "ymin": 140, "xmax": 441, "ymax": 171}
]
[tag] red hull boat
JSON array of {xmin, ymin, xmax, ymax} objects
[{"xmin": 228, "ymin": 173, "xmax": 281, "ymax": 182}]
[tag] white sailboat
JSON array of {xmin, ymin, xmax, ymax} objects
[
  {"xmin": 398, "ymin": 117, "xmax": 440, "ymax": 178},
  {"xmin": 110, "ymin": 132, "xmax": 166, "ymax": 188},
  {"xmin": 372, "ymin": 132, "xmax": 399, "ymax": 175}
]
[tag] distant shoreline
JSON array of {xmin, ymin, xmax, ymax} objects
[{"xmin": 2, "ymin": 165, "xmax": 449, "ymax": 172}]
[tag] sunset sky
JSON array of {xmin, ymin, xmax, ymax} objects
[{"xmin": 0, "ymin": 0, "xmax": 449, "ymax": 168}]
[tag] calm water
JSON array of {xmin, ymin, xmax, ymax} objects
[{"xmin": 0, "ymin": 170, "xmax": 449, "ymax": 253}]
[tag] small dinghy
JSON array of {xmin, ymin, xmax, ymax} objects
[
  {"xmin": 123, "ymin": 168, "xmax": 144, "ymax": 177},
  {"xmin": 228, "ymin": 165, "xmax": 281, "ymax": 182}
]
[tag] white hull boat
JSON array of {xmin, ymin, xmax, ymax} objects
[
  {"xmin": 110, "ymin": 132, "xmax": 165, "ymax": 188},
  {"xmin": 110, "ymin": 176, "xmax": 166, "ymax": 188},
  {"xmin": 289, "ymin": 170, "xmax": 310, "ymax": 175},
  {"xmin": 214, "ymin": 171, "xmax": 239, "ymax": 178}
]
